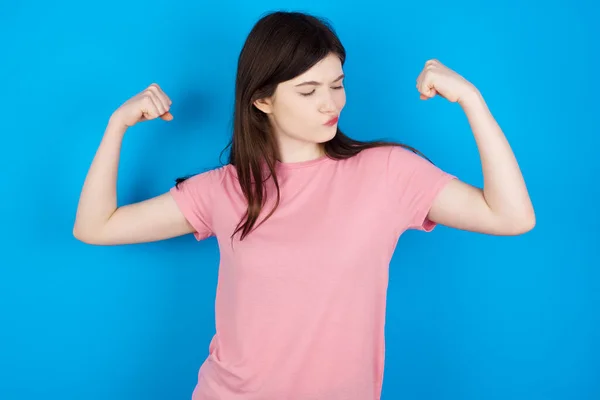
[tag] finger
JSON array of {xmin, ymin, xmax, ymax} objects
[
  {"xmin": 417, "ymin": 74, "xmax": 428, "ymax": 97},
  {"xmin": 142, "ymin": 93, "xmax": 161, "ymax": 119},
  {"xmin": 155, "ymin": 93, "xmax": 173, "ymax": 119},
  {"xmin": 157, "ymin": 88, "xmax": 172, "ymax": 107},
  {"xmin": 421, "ymin": 86, "xmax": 437, "ymax": 99},
  {"xmin": 420, "ymin": 73, "xmax": 438, "ymax": 98},
  {"xmin": 157, "ymin": 92, "xmax": 172, "ymax": 112},
  {"xmin": 148, "ymin": 83, "xmax": 172, "ymax": 108},
  {"xmin": 147, "ymin": 87, "xmax": 167, "ymax": 115},
  {"xmin": 160, "ymin": 111, "xmax": 174, "ymax": 121},
  {"xmin": 149, "ymin": 94, "xmax": 165, "ymax": 117},
  {"xmin": 419, "ymin": 88, "xmax": 437, "ymax": 100}
]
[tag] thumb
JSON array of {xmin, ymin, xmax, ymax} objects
[
  {"xmin": 420, "ymin": 88, "xmax": 437, "ymax": 100},
  {"xmin": 160, "ymin": 111, "xmax": 174, "ymax": 121}
]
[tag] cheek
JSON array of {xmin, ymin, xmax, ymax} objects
[
  {"xmin": 272, "ymin": 97, "xmax": 299, "ymax": 123},
  {"xmin": 287, "ymin": 99, "xmax": 316, "ymax": 125},
  {"xmin": 335, "ymin": 90, "xmax": 347, "ymax": 110},
  {"xmin": 279, "ymin": 96, "xmax": 305, "ymax": 118}
]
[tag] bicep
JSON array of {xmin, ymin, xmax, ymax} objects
[
  {"xmin": 427, "ymin": 178, "xmax": 517, "ymax": 235},
  {"xmin": 79, "ymin": 192, "xmax": 194, "ymax": 245}
]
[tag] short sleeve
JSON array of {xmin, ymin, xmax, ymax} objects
[
  {"xmin": 169, "ymin": 167, "xmax": 225, "ymax": 241},
  {"xmin": 386, "ymin": 146, "xmax": 456, "ymax": 232}
]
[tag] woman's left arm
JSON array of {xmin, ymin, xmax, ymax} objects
[{"xmin": 416, "ymin": 59, "xmax": 535, "ymax": 235}]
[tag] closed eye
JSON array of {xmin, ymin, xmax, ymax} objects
[{"xmin": 300, "ymin": 86, "xmax": 344, "ymax": 97}]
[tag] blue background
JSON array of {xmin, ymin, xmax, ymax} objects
[{"xmin": 1, "ymin": 1, "xmax": 598, "ymax": 399}]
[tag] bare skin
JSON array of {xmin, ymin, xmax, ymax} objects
[
  {"xmin": 73, "ymin": 58, "xmax": 535, "ymax": 246},
  {"xmin": 73, "ymin": 84, "xmax": 193, "ymax": 245}
]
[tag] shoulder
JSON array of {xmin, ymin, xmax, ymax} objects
[
  {"xmin": 335, "ymin": 145, "xmax": 391, "ymax": 170},
  {"xmin": 180, "ymin": 163, "xmax": 233, "ymax": 182},
  {"xmin": 355, "ymin": 145, "xmax": 394, "ymax": 161},
  {"xmin": 386, "ymin": 144, "xmax": 435, "ymax": 169},
  {"xmin": 353, "ymin": 144, "xmax": 453, "ymax": 189},
  {"xmin": 172, "ymin": 164, "xmax": 234, "ymax": 194},
  {"xmin": 347, "ymin": 144, "xmax": 429, "ymax": 172}
]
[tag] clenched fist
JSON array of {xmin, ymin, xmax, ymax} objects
[
  {"xmin": 416, "ymin": 59, "xmax": 477, "ymax": 104},
  {"xmin": 111, "ymin": 83, "xmax": 173, "ymax": 128}
]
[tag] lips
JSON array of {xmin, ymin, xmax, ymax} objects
[{"xmin": 324, "ymin": 116, "xmax": 339, "ymax": 126}]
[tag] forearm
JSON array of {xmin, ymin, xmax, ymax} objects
[
  {"xmin": 73, "ymin": 118, "xmax": 128, "ymax": 236},
  {"xmin": 460, "ymin": 90, "xmax": 535, "ymax": 222}
]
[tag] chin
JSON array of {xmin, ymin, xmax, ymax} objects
[{"xmin": 316, "ymin": 127, "xmax": 338, "ymax": 143}]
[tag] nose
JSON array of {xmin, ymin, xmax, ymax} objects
[{"xmin": 319, "ymin": 94, "xmax": 338, "ymax": 114}]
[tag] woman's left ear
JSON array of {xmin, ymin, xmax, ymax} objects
[{"xmin": 253, "ymin": 97, "xmax": 273, "ymax": 114}]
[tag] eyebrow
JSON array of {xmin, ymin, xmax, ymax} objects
[{"xmin": 294, "ymin": 74, "xmax": 345, "ymax": 87}]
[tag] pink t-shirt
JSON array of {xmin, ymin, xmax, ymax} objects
[{"xmin": 170, "ymin": 145, "xmax": 456, "ymax": 400}]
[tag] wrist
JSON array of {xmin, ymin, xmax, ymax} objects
[
  {"xmin": 106, "ymin": 115, "xmax": 129, "ymax": 137},
  {"xmin": 458, "ymin": 86, "xmax": 485, "ymax": 109}
]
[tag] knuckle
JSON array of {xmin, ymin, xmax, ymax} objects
[{"xmin": 143, "ymin": 95, "xmax": 154, "ymax": 105}]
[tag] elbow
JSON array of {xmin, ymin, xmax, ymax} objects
[
  {"xmin": 517, "ymin": 216, "xmax": 536, "ymax": 234},
  {"xmin": 506, "ymin": 211, "xmax": 536, "ymax": 235},
  {"xmin": 73, "ymin": 224, "xmax": 90, "ymax": 243},
  {"xmin": 526, "ymin": 212, "xmax": 536, "ymax": 231},
  {"xmin": 73, "ymin": 223, "xmax": 101, "ymax": 244},
  {"xmin": 520, "ymin": 204, "xmax": 537, "ymax": 233},
  {"xmin": 73, "ymin": 221, "xmax": 118, "ymax": 245}
]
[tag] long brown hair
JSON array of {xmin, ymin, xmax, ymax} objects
[{"xmin": 178, "ymin": 11, "xmax": 428, "ymax": 241}]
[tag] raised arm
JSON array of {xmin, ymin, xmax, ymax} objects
[
  {"xmin": 73, "ymin": 84, "xmax": 194, "ymax": 245},
  {"xmin": 416, "ymin": 60, "xmax": 535, "ymax": 235}
]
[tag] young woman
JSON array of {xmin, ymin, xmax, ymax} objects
[{"xmin": 73, "ymin": 10, "xmax": 535, "ymax": 400}]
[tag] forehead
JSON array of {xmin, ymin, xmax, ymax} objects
[{"xmin": 289, "ymin": 54, "xmax": 343, "ymax": 82}]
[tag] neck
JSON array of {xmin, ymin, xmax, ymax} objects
[{"xmin": 276, "ymin": 141, "xmax": 325, "ymax": 164}]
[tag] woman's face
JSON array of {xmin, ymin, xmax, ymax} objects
[{"xmin": 254, "ymin": 53, "xmax": 346, "ymax": 160}]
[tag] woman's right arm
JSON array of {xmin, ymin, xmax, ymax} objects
[{"xmin": 73, "ymin": 84, "xmax": 194, "ymax": 245}]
